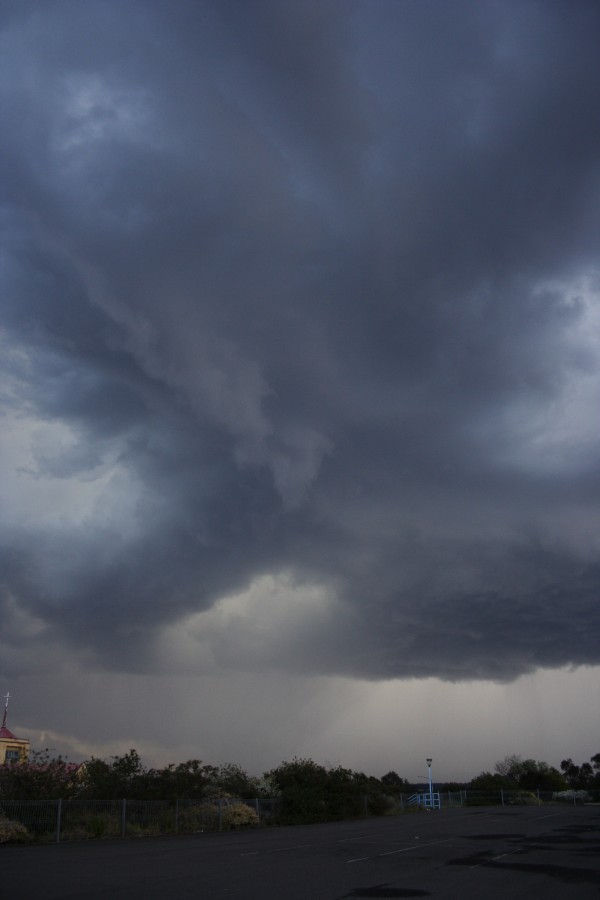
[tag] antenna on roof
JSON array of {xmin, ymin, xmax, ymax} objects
[{"xmin": 2, "ymin": 691, "xmax": 10, "ymax": 729}]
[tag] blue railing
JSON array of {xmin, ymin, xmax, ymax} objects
[{"xmin": 407, "ymin": 792, "xmax": 441, "ymax": 809}]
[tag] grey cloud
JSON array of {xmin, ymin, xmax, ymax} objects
[{"xmin": 2, "ymin": 0, "xmax": 600, "ymax": 685}]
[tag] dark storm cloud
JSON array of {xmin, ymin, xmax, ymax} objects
[{"xmin": 2, "ymin": 0, "xmax": 600, "ymax": 681}]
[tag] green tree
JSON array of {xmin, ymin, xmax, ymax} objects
[
  {"xmin": 265, "ymin": 757, "xmax": 378, "ymax": 825},
  {"xmin": 381, "ymin": 771, "xmax": 409, "ymax": 789},
  {"xmin": 493, "ymin": 755, "xmax": 566, "ymax": 791},
  {"xmin": 214, "ymin": 762, "xmax": 263, "ymax": 798},
  {"xmin": 82, "ymin": 749, "xmax": 148, "ymax": 799},
  {"xmin": 494, "ymin": 754, "xmax": 526, "ymax": 784},
  {"xmin": 560, "ymin": 758, "xmax": 581, "ymax": 788},
  {"xmin": 561, "ymin": 755, "xmax": 600, "ymax": 790},
  {"xmin": 469, "ymin": 771, "xmax": 513, "ymax": 791},
  {"xmin": 145, "ymin": 760, "xmax": 217, "ymax": 800},
  {"xmin": 518, "ymin": 760, "xmax": 566, "ymax": 792}
]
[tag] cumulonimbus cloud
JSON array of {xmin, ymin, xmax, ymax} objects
[{"xmin": 1, "ymin": 0, "xmax": 600, "ymax": 685}]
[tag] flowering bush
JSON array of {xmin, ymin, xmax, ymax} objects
[
  {"xmin": 221, "ymin": 802, "xmax": 259, "ymax": 829},
  {"xmin": 0, "ymin": 814, "xmax": 29, "ymax": 843}
]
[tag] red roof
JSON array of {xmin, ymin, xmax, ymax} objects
[{"xmin": 0, "ymin": 725, "xmax": 18, "ymax": 740}]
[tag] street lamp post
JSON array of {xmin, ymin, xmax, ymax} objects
[{"xmin": 426, "ymin": 758, "xmax": 433, "ymax": 802}]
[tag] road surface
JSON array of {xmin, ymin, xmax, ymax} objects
[{"xmin": 2, "ymin": 804, "xmax": 599, "ymax": 898}]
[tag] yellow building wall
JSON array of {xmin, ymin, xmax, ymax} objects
[{"xmin": 0, "ymin": 736, "xmax": 30, "ymax": 764}]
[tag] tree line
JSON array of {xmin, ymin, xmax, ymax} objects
[
  {"xmin": 0, "ymin": 751, "xmax": 402, "ymax": 824},
  {"xmin": 468, "ymin": 752, "xmax": 600, "ymax": 793},
  {"xmin": 1, "ymin": 748, "xmax": 599, "ymax": 825}
]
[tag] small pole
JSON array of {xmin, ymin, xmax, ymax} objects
[
  {"xmin": 56, "ymin": 799, "xmax": 62, "ymax": 843},
  {"xmin": 175, "ymin": 799, "xmax": 179, "ymax": 833},
  {"xmin": 121, "ymin": 799, "xmax": 127, "ymax": 837},
  {"xmin": 426, "ymin": 759, "xmax": 436, "ymax": 808}
]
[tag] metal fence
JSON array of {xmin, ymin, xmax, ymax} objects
[
  {"xmin": 2, "ymin": 790, "xmax": 597, "ymax": 843},
  {"xmin": 436, "ymin": 789, "xmax": 599, "ymax": 807},
  {"xmin": 0, "ymin": 797, "xmax": 281, "ymax": 843}
]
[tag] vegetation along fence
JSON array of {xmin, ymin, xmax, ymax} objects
[
  {"xmin": 0, "ymin": 797, "xmax": 280, "ymax": 843},
  {"xmin": 2, "ymin": 789, "xmax": 597, "ymax": 844}
]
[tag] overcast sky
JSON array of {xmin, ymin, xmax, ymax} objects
[{"xmin": 2, "ymin": 0, "xmax": 600, "ymax": 783}]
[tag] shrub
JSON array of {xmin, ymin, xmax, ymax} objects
[
  {"xmin": 0, "ymin": 815, "xmax": 29, "ymax": 843},
  {"xmin": 366, "ymin": 792, "xmax": 396, "ymax": 816},
  {"xmin": 506, "ymin": 791, "xmax": 540, "ymax": 806},
  {"xmin": 221, "ymin": 802, "xmax": 259, "ymax": 830},
  {"xmin": 178, "ymin": 803, "xmax": 217, "ymax": 832},
  {"xmin": 85, "ymin": 813, "xmax": 121, "ymax": 839},
  {"xmin": 126, "ymin": 821, "xmax": 160, "ymax": 837}
]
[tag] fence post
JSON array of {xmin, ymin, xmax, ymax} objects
[
  {"xmin": 501, "ymin": 790, "xmax": 504, "ymax": 806},
  {"xmin": 218, "ymin": 798, "xmax": 222, "ymax": 832},
  {"xmin": 255, "ymin": 797, "xmax": 260, "ymax": 825},
  {"xmin": 55, "ymin": 799, "xmax": 62, "ymax": 843},
  {"xmin": 121, "ymin": 799, "xmax": 127, "ymax": 837},
  {"xmin": 175, "ymin": 799, "xmax": 179, "ymax": 834}
]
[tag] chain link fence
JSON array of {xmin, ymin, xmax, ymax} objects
[
  {"xmin": 442, "ymin": 789, "xmax": 600, "ymax": 807},
  {"xmin": 0, "ymin": 796, "xmax": 281, "ymax": 843},
  {"xmin": 2, "ymin": 790, "xmax": 598, "ymax": 843}
]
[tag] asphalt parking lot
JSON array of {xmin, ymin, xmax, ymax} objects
[{"xmin": 2, "ymin": 804, "xmax": 599, "ymax": 899}]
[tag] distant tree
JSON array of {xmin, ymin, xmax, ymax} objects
[
  {"xmin": 380, "ymin": 771, "xmax": 409, "ymax": 794},
  {"xmin": 265, "ymin": 757, "xmax": 378, "ymax": 825},
  {"xmin": 214, "ymin": 762, "xmax": 264, "ymax": 798},
  {"xmin": 492, "ymin": 755, "xmax": 565, "ymax": 791},
  {"xmin": 560, "ymin": 758, "xmax": 579, "ymax": 787},
  {"xmin": 146, "ymin": 760, "xmax": 218, "ymax": 800},
  {"xmin": 561, "ymin": 755, "xmax": 600, "ymax": 790},
  {"xmin": 469, "ymin": 771, "xmax": 513, "ymax": 791},
  {"xmin": 81, "ymin": 753, "xmax": 272, "ymax": 802},
  {"xmin": 494, "ymin": 754, "xmax": 525, "ymax": 783},
  {"xmin": 438, "ymin": 782, "xmax": 466, "ymax": 792},
  {"xmin": 82, "ymin": 749, "xmax": 148, "ymax": 799},
  {"xmin": 518, "ymin": 760, "xmax": 566, "ymax": 792},
  {"xmin": 381, "ymin": 771, "xmax": 407, "ymax": 786}
]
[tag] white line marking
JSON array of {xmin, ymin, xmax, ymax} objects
[
  {"xmin": 269, "ymin": 844, "xmax": 311, "ymax": 853},
  {"xmin": 378, "ymin": 838, "xmax": 451, "ymax": 857},
  {"xmin": 241, "ymin": 843, "xmax": 310, "ymax": 857},
  {"xmin": 469, "ymin": 848, "xmax": 521, "ymax": 869},
  {"xmin": 347, "ymin": 838, "xmax": 451, "ymax": 863}
]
